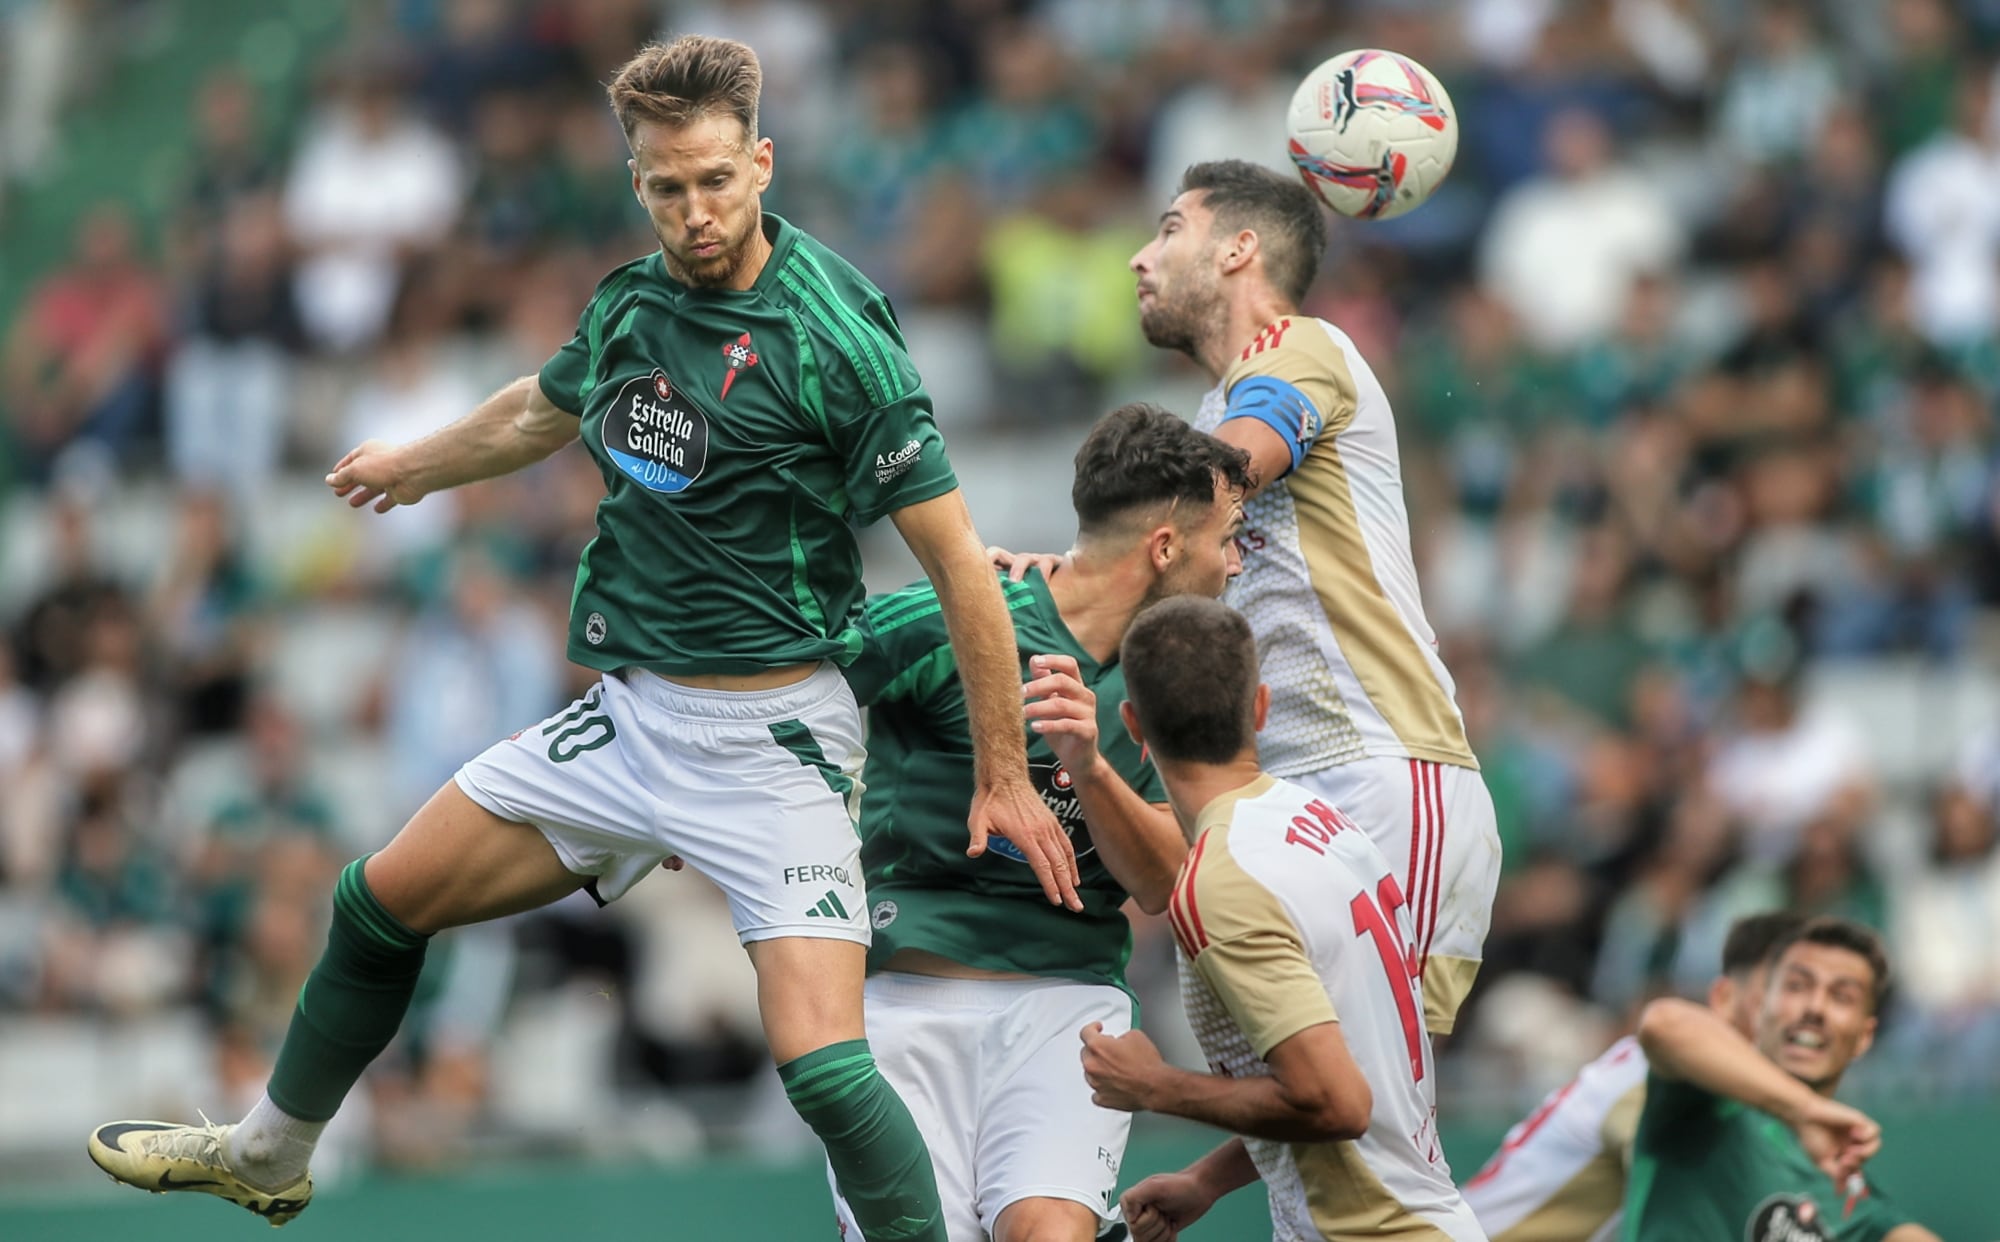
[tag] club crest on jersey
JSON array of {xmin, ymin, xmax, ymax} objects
[
  {"xmin": 985, "ymin": 761, "xmax": 1096, "ymax": 865},
  {"xmin": 1749, "ymin": 1195, "xmax": 1829, "ymax": 1242},
  {"xmin": 720, "ymin": 331, "xmax": 759, "ymax": 399},
  {"xmin": 601, "ymin": 368, "xmax": 710, "ymax": 494}
]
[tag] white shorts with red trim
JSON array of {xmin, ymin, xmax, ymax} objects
[{"xmin": 1294, "ymin": 757, "xmax": 1499, "ymax": 1034}]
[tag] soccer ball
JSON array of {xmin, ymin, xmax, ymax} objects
[{"xmin": 1285, "ymin": 49, "xmax": 1458, "ymax": 221}]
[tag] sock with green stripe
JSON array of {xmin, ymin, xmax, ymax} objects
[
  {"xmin": 236, "ymin": 857, "xmax": 430, "ymax": 1183},
  {"xmin": 779, "ymin": 1040, "xmax": 945, "ymax": 1242}
]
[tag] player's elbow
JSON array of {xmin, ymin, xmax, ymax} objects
[
  {"xmin": 1130, "ymin": 874, "xmax": 1174, "ymax": 916},
  {"xmin": 1288, "ymin": 1077, "xmax": 1371, "ymax": 1142},
  {"xmin": 1636, "ymin": 997, "xmax": 1703, "ymax": 1062}
]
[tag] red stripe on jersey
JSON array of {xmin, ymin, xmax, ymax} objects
[
  {"xmin": 1179, "ymin": 831, "xmax": 1213, "ymax": 952},
  {"xmin": 1423, "ymin": 763, "xmax": 1446, "ymax": 970},
  {"xmin": 1406, "ymin": 759, "xmax": 1423, "ymax": 947},
  {"xmin": 1166, "ymin": 879, "xmax": 1197, "ymax": 958}
]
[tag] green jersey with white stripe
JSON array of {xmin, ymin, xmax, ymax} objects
[
  {"xmin": 537, "ymin": 213, "xmax": 959, "ymax": 677},
  {"xmin": 846, "ymin": 569, "xmax": 1166, "ymax": 994}
]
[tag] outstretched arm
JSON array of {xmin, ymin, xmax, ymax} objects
[
  {"xmin": 1638, "ymin": 999, "xmax": 1880, "ymax": 1181},
  {"xmin": 892, "ymin": 491, "xmax": 1082, "ymax": 911},
  {"xmin": 327, "ymin": 375, "xmax": 578, "ymax": 512}
]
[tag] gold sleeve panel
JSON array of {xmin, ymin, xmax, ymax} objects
[
  {"xmin": 1187, "ymin": 829, "xmax": 1338, "ymax": 1058},
  {"xmin": 1286, "ymin": 443, "xmax": 1479, "ymax": 767},
  {"xmin": 1192, "ymin": 929, "xmax": 1340, "ymax": 1059},
  {"xmin": 1604, "ymin": 1081, "xmax": 1645, "ymax": 1170},
  {"xmin": 1295, "ymin": 1140, "xmax": 1458, "ymax": 1240},
  {"xmin": 1220, "ymin": 318, "xmax": 1362, "ymax": 441},
  {"xmin": 1421, "ymin": 954, "xmax": 1481, "ymax": 1035}
]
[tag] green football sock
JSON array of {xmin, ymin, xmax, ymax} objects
[
  {"xmin": 265, "ymin": 857, "xmax": 431, "ymax": 1123},
  {"xmin": 779, "ymin": 1040, "xmax": 945, "ymax": 1242}
]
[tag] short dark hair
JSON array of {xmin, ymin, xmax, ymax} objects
[
  {"xmin": 607, "ymin": 36, "xmax": 761, "ymax": 143},
  {"xmin": 1072, "ymin": 403, "xmax": 1253, "ymax": 538},
  {"xmin": 1721, "ymin": 911, "xmax": 1808, "ymax": 979},
  {"xmin": 1179, "ymin": 160, "xmax": 1327, "ymax": 305},
  {"xmin": 1776, "ymin": 917, "xmax": 1892, "ymax": 1015},
  {"xmin": 1119, "ymin": 596, "xmax": 1260, "ymax": 765}
]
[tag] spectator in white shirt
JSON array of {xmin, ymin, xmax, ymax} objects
[
  {"xmin": 283, "ymin": 55, "xmax": 462, "ymax": 352},
  {"xmin": 1478, "ymin": 108, "xmax": 1685, "ymax": 353}
]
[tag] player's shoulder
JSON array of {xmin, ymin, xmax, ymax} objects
[
  {"xmin": 768, "ymin": 219, "xmax": 920, "ymax": 408},
  {"xmin": 864, "ymin": 572, "xmax": 1036, "ymax": 641},
  {"xmin": 587, "ymin": 250, "xmax": 660, "ymax": 306},
  {"xmin": 1221, "ymin": 316, "xmax": 1355, "ymax": 385},
  {"xmin": 780, "ymin": 220, "xmax": 889, "ymax": 303},
  {"xmin": 1185, "ymin": 778, "xmax": 1368, "ymax": 925},
  {"xmin": 1580, "ymin": 1035, "xmax": 1651, "ymax": 1092}
]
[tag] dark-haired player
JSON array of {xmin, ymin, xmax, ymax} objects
[
  {"xmin": 87, "ymin": 36, "xmax": 1069, "ymax": 1241},
  {"xmin": 830, "ymin": 403, "xmax": 1249, "ymax": 1242},
  {"xmin": 1003, "ymin": 159, "xmax": 1501, "ymax": 1037},
  {"xmin": 1628, "ymin": 917, "xmax": 1941, "ymax": 1242},
  {"xmin": 1463, "ymin": 910, "xmax": 1805, "ymax": 1241},
  {"xmin": 1084, "ymin": 596, "xmax": 1481, "ymax": 1241}
]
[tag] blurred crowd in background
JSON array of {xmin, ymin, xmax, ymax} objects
[{"xmin": 4, "ymin": 0, "xmax": 2000, "ymax": 1184}]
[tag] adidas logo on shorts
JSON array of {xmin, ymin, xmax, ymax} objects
[{"xmin": 806, "ymin": 891, "xmax": 850, "ymax": 920}]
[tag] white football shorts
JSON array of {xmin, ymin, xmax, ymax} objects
[
  {"xmin": 828, "ymin": 972, "xmax": 1134, "ymax": 1241},
  {"xmin": 1294, "ymin": 756, "xmax": 1500, "ymax": 1033},
  {"xmin": 455, "ymin": 663, "xmax": 870, "ymax": 944}
]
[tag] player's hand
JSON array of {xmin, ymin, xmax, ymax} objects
[
  {"xmin": 1788, "ymin": 1095, "xmax": 1881, "ymax": 1183},
  {"xmin": 326, "ymin": 439, "xmax": 425, "ymax": 513},
  {"xmin": 1023, "ymin": 654, "xmax": 1102, "ymax": 777},
  {"xmin": 1079, "ymin": 1022, "xmax": 1166, "ymax": 1112},
  {"xmin": 985, "ymin": 545, "xmax": 1067, "ymax": 583},
  {"xmin": 1120, "ymin": 1170, "xmax": 1215, "ymax": 1241},
  {"xmin": 968, "ymin": 778, "xmax": 1082, "ymax": 911}
]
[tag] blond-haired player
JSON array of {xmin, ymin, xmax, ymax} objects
[{"xmin": 1079, "ymin": 596, "xmax": 1481, "ymax": 1241}]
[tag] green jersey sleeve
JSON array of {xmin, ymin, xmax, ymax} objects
[
  {"xmin": 538, "ymin": 262, "xmax": 641, "ymax": 416},
  {"xmin": 813, "ymin": 296, "xmax": 958, "ymax": 526}
]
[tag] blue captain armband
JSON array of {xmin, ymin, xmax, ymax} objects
[{"xmin": 1222, "ymin": 376, "xmax": 1324, "ymax": 476}]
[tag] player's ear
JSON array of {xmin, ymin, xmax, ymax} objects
[
  {"xmin": 629, "ymin": 157, "xmax": 642, "ymax": 203},
  {"xmin": 1220, "ymin": 228, "xmax": 1259, "ymax": 277},
  {"xmin": 1147, "ymin": 524, "xmax": 1176, "ymax": 574},
  {"xmin": 751, "ymin": 135, "xmax": 774, "ymax": 190},
  {"xmin": 1854, "ymin": 1013, "xmax": 1877, "ymax": 1063},
  {"xmin": 1119, "ymin": 699, "xmax": 1144, "ymax": 746},
  {"xmin": 1253, "ymin": 682, "xmax": 1271, "ymax": 731},
  {"xmin": 1707, "ymin": 976, "xmax": 1735, "ymax": 1016}
]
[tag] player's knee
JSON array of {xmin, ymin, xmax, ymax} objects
[{"xmin": 992, "ymin": 1196, "xmax": 1100, "ymax": 1242}]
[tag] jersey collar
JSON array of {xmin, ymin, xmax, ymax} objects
[
  {"xmin": 1018, "ymin": 566, "xmax": 1100, "ymax": 676},
  {"xmin": 1195, "ymin": 774, "xmax": 1278, "ymax": 838},
  {"xmin": 650, "ymin": 211, "xmax": 799, "ymax": 304}
]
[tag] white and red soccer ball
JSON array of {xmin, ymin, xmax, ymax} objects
[{"xmin": 1286, "ymin": 48, "xmax": 1458, "ymax": 221}]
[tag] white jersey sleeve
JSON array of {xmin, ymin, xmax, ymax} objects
[{"xmin": 1461, "ymin": 1035, "xmax": 1649, "ymax": 1242}]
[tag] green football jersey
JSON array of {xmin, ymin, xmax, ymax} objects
[
  {"xmin": 1625, "ymin": 1073, "xmax": 1913, "ymax": 1242},
  {"xmin": 846, "ymin": 568, "xmax": 1167, "ymax": 994},
  {"xmin": 537, "ymin": 213, "xmax": 959, "ymax": 677}
]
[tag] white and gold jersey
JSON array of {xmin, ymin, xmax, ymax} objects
[
  {"xmin": 1170, "ymin": 775, "xmax": 1483, "ymax": 1241},
  {"xmin": 1461, "ymin": 1036, "xmax": 1648, "ymax": 1242},
  {"xmin": 1194, "ymin": 317, "xmax": 1475, "ymax": 778}
]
